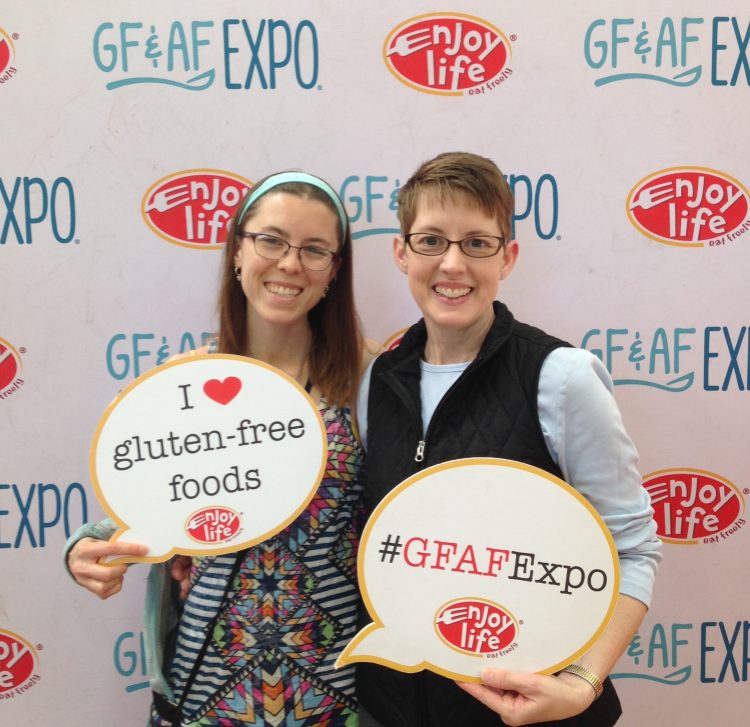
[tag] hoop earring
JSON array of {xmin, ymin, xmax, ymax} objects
[{"xmin": 234, "ymin": 266, "xmax": 241, "ymax": 281}]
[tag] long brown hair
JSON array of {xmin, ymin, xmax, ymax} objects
[{"xmin": 217, "ymin": 174, "xmax": 362, "ymax": 407}]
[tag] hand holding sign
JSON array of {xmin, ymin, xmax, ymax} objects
[
  {"xmin": 337, "ymin": 459, "xmax": 619, "ymax": 681},
  {"xmin": 90, "ymin": 355, "xmax": 326, "ymax": 563}
]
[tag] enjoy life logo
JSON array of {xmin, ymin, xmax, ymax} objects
[
  {"xmin": 644, "ymin": 469, "xmax": 746, "ymax": 544},
  {"xmin": 627, "ymin": 167, "xmax": 750, "ymax": 248},
  {"xmin": 0, "ymin": 337, "xmax": 24, "ymax": 401},
  {"xmin": 0, "ymin": 26, "xmax": 18, "ymax": 85},
  {"xmin": 0, "ymin": 630, "xmax": 40, "ymax": 699},
  {"xmin": 186, "ymin": 506, "xmax": 242, "ymax": 544},
  {"xmin": 384, "ymin": 13, "xmax": 513, "ymax": 95},
  {"xmin": 435, "ymin": 598, "xmax": 518, "ymax": 657},
  {"xmin": 584, "ymin": 16, "xmax": 750, "ymax": 87},
  {"xmin": 142, "ymin": 170, "xmax": 252, "ymax": 249},
  {"xmin": 92, "ymin": 18, "xmax": 320, "ymax": 91}
]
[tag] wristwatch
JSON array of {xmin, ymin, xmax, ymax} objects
[{"xmin": 559, "ymin": 664, "xmax": 604, "ymax": 700}]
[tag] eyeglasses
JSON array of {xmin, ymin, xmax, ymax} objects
[
  {"xmin": 404, "ymin": 233, "xmax": 505, "ymax": 258},
  {"xmin": 238, "ymin": 232, "xmax": 338, "ymax": 271}
]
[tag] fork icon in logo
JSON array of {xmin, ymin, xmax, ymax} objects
[
  {"xmin": 145, "ymin": 184, "xmax": 191, "ymax": 213},
  {"xmin": 435, "ymin": 606, "xmax": 469, "ymax": 625},
  {"xmin": 630, "ymin": 181, "xmax": 675, "ymax": 210},
  {"xmin": 387, "ymin": 28, "xmax": 432, "ymax": 57}
]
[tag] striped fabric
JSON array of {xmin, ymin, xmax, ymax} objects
[{"xmin": 151, "ymin": 398, "xmax": 363, "ymax": 726}]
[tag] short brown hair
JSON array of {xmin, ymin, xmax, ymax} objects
[
  {"xmin": 397, "ymin": 152, "xmax": 513, "ymax": 240},
  {"xmin": 217, "ymin": 176, "xmax": 362, "ymax": 407}
]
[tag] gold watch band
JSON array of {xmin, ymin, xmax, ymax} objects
[{"xmin": 560, "ymin": 664, "xmax": 604, "ymax": 700}]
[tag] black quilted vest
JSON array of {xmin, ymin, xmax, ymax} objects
[{"xmin": 358, "ymin": 301, "xmax": 622, "ymax": 727}]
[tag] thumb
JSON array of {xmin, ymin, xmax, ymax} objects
[{"xmin": 98, "ymin": 539, "xmax": 150, "ymax": 562}]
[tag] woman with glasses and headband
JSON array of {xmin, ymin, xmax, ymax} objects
[
  {"xmin": 65, "ymin": 171, "xmax": 377, "ymax": 726},
  {"xmin": 355, "ymin": 152, "xmax": 661, "ymax": 727}
]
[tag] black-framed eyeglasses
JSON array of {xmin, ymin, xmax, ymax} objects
[
  {"xmin": 238, "ymin": 232, "xmax": 338, "ymax": 271},
  {"xmin": 404, "ymin": 233, "xmax": 506, "ymax": 258}
]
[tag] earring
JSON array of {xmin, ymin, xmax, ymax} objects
[
  {"xmin": 234, "ymin": 266, "xmax": 241, "ymax": 281},
  {"xmin": 322, "ymin": 285, "xmax": 330, "ymax": 299}
]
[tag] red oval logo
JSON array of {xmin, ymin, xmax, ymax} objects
[
  {"xmin": 185, "ymin": 506, "xmax": 242, "ymax": 544},
  {"xmin": 142, "ymin": 169, "xmax": 252, "ymax": 249},
  {"xmin": 0, "ymin": 29, "xmax": 15, "ymax": 76},
  {"xmin": 0, "ymin": 337, "xmax": 22, "ymax": 395},
  {"xmin": 644, "ymin": 469, "xmax": 745, "ymax": 543},
  {"xmin": 0, "ymin": 631, "xmax": 37, "ymax": 693},
  {"xmin": 627, "ymin": 167, "xmax": 750, "ymax": 247},
  {"xmin": 384, "ymin": 14, "xmax": 511, "ymax": 95},
  {"xmin": 435, "ymin": 598, "xmax": 517, "ymax": 655}
]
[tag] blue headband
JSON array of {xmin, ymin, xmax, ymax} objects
[{"xmin": 237, "ymin": 171, "xmax": 348, "ymax": 235}]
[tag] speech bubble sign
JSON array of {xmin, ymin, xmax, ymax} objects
[
  {"xmin": 90, "ymin": 355, "xmax": 326, "ymax": 563},
  {"xmin": 337, "ymin": 458, "xmax": 619, "ymax": 681}
]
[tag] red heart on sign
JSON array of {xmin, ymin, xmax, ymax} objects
[{"xmin": 203, "ymin": 377, "xmax": 242, "ymax": 405}]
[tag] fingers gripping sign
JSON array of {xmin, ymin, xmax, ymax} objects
[
  {"xmin": 337, "ymin": 459, "xmax": 619, "ymax": 681},
  {"xmin": 90, "ymin": 355, "xmax": 326, "ymax": 564},
  {"xmin": 68, "ymin": 538, "xmax": 149, "ymax": 599},
  {"xmin": 457, "ymin": 666, "xmax": 598, "ymax": 725}
]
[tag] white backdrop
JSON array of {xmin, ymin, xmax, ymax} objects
[{"xmin": 1, "ymin": 2, "xmax": 748, "ymax": 725}]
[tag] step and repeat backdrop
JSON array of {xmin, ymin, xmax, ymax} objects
[{"xmin": 1, "ymin": 1, "xmax": 748, "ymax": 725}]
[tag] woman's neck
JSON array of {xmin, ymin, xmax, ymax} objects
[
  {"xmin": 245, "ymin": 318, "xmax": 312, "ymax": 383},
  {"xmin": 423, "ymin": 311, "xmax": 494, "ymax": 365}
]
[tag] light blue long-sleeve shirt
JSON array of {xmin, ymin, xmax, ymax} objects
[{"xmin": 356, "ymin": 346, "xmax": 662, "ymax": 607}]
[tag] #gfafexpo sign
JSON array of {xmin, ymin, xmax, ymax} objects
[{"xmin": 338, "ymin": 459, "xmax": 619, "ymax": 681}]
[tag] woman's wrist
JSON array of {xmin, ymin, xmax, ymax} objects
[{"xmin": 557, "ymin": 664, "xmax": 603, "ymax": 701}]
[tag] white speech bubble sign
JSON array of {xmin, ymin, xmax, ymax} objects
[
  {"xmin": 90, "ymin": 355, "xmax": 326, "ymax": 563},
  {"xmin": 337, "ymin": 458, "xmax": 619, "ymax": 681}
]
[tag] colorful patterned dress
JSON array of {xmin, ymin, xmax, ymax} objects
[{"xmin": 149, "ymin": 397, "xmax": 363, "ymax": 727}]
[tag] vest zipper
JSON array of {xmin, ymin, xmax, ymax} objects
[
  {"xmin": 382, "ymin": 370, "xmax": 425, "ymax": 465},
  {"xmin": 385, "ymin": 353, "xmax": 490, "ymax": 468}
]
